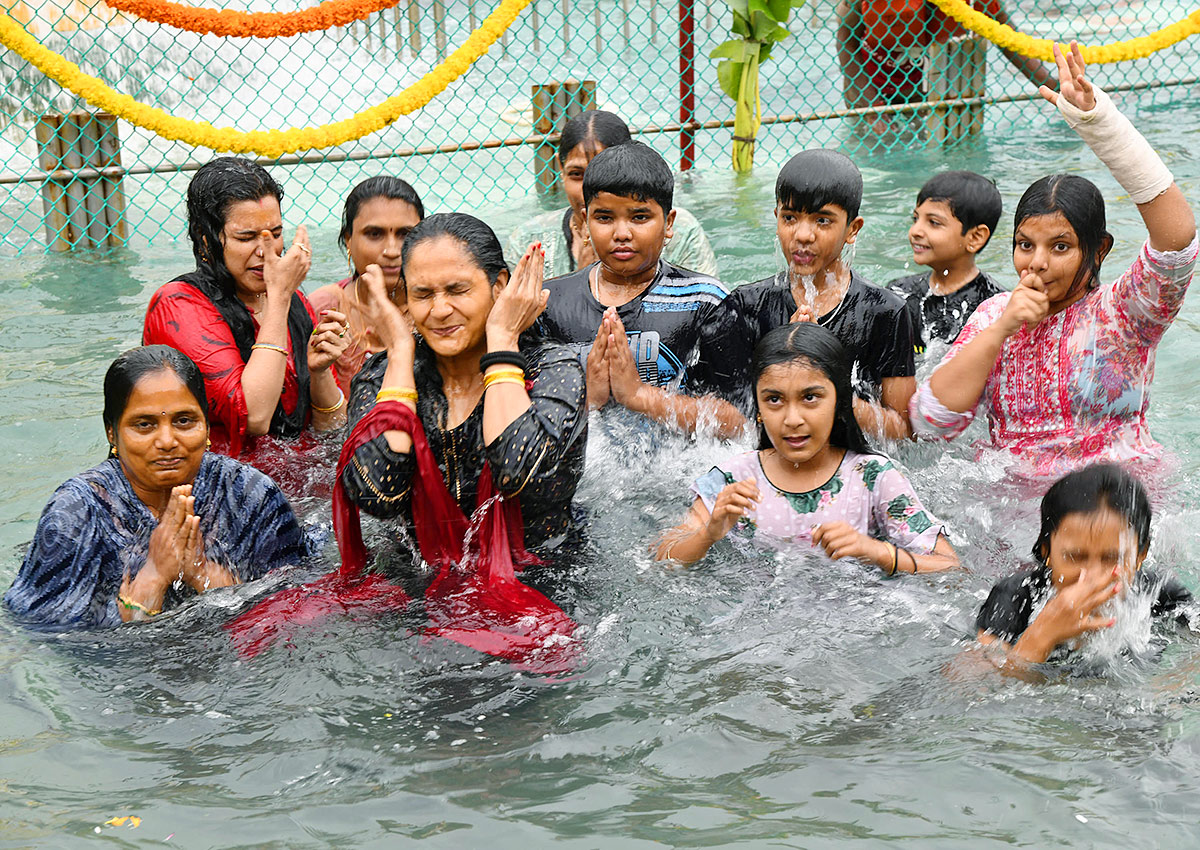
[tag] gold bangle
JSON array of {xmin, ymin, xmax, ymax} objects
[
  {"xmin": 483, "ymin": 369, "xmax": 526, "ymax": 390},
  {"xmin": 484, "ymin": 376, "xmax": 527, "ymax": 389},
  {"xmin": 251, "ymin": 342, "xmax": 288, "ymax": 356},
  {"xmin": 376, "ymin": 387, "xmax": 418, "ymax": 404},
  {"xmin": 118, "ymin": 594, "xmax": 160, "ymax": 616},
  {"xmin": 312, "ymin": 388, "xmax": 345, "ymax": 413},
  {"xmin": 483, "ymin": 367, "xmax": 525, "ymax": 380}
]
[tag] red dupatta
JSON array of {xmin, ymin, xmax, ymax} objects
[{"xmin": 227, "ymin": 400, "xmax": 578, "ymax": 671}]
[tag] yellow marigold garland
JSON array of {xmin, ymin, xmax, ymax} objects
[
  {"xmin": 100, "ymin": 0, "xmax": 405, "ymax": 39},
  {"xmin": 926, "ymin": 0, "xmax": 1200, "ymax": 63},
  {"xmin": 0, "ymin": 0, "xmax": 531, "ymax": 157}
]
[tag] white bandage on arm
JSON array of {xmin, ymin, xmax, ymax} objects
[{"xmin": 1056, "ymin": 87, "xmax": 1174, "ymax": 204}]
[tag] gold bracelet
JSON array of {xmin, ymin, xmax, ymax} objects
[
  {"xmin": 251, "ymin": 342, "xmax": 288, "ymax": 356},
  {"xmin": 483, "ymin": 368, "xmax": 526, "ymax": 390},
  {"xmin": 118, "ymin": 594, "xmax": 160, "ymax": 617},
  {"xmin": 312, "ymin": 388, "xmax": 345, "ymax": 414},
  {"xmin": 376, "ymin": 387, "xmax": 418, "ymax": 404},
  {"xmin": 484, "ymin": 376, "xmax": 527, "ymax": 389}
]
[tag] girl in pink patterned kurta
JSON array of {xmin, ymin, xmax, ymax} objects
[
  {"xmin": 911, "ymin": 43, "xmax": 1198, "ymax": 478},
  {"xmin": 657, "ymin": 323, "xmax": 958, "ymax": 574}
]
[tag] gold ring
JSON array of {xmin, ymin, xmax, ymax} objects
[
  {"xmin": 338, "ymin": 327, "xmax": 347, "ymax": 338},
  {"xmin": 297, "ymin": 244, "xmax": 311, "ymax": 255}
]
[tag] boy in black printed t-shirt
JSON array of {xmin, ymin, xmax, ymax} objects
[{"xmin": 537, "ymin": 142, "xmax": 744, "ymax": 438}]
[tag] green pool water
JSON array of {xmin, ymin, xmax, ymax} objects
[{"xmin": 2, "ymin": 86, "xmax": 1200, "ymax": 847}]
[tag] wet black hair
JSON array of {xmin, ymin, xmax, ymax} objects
[
  {"xmin": 179, "ymin": 157, "xmax": 314, "ymax": 437},
  {"xmin": 186, "ymin": 156, "xmax": 283, "ymax": 279},
  {"xmin": 1013, "ymin": 174, "xmax": 1113, "ymax": 293},
  {"xmin": 917, "ymin": 170, "xmax": 1003, "ymax": 251},
  {"xmin": 751, "ymin": 323, "xmax": 871, "ymax": 455},
  {"xmin": 400, "ymin": 212, "xmax": 510, "ymax": 285},
  {"xmin": 1033, "ymin": 463, "xmax": 1152, "ymax": 566},
  {"xmin": 582, "ymin": 141, "xmax": 673, "ymax": 214},
  {"xmin": 775, "ymin": 149, "xmax": 863, "ymax": 220},
  {"xmin": 103, "ymin": 345, "xmax": 209, "ymax": 440},
  {"xmin": 337, "ymin": 175, "xmax": 426, "ymax": 250},
  {"xmin": 558, "ymin": 110, "xmax": 632, "ymax": 164}
]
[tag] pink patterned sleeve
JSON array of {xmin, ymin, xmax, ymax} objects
[
  {"xmin": 1106, "ymin": 236, "xmax": 1198, "ymax": 346},
  {"xmin": 909, "ymin": 293, "xmax": 1009, "ymax": 441}
]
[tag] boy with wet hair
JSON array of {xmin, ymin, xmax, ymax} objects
[
  {"xmin": 888, "ymin": 170, "xmax": 1004, "ymax": 352},
  {"xmin": 718, "ymin": 149, "xmax": 916, "ymax": 440},
  {"xmin": 538, "ymin": 142, "xmax": 744, "ymax": 438}
]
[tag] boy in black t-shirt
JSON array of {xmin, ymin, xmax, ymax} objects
[
  {"xmin": 887, "ymin": 170, "xmax": 1004, "ymax": 352},
  {"xmin": 718, "ymin": 149, "xmax": 916, "ymax": 439},
  {"xmin": 537, "ymin": 142, "xmax": 744, "ymax": 438}
]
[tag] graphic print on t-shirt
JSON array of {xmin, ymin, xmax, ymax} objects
[{"xmin": 565, "ymin": 330, "xmax": 687, "ymax": 387}]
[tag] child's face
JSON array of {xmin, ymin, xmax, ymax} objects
[
  {"xmin": 755, "ymin": 361, "xmax": 838, "ymax": 468},
  {"xmin": 560, "ymin": 143, "xmax": 601, "ymax": 215},
  {"xmin": 775, "ymin": 204, "xmax": 863, "ymax": 283},
  {"xmin": 586, "ymin": 192, "xmax": 675, "ymax": 278},
  {"xmin": 1044, "ymin": 507, "xmax": 1145, "ymax": 591},
  {"xmin": 909, "ymin": 199, "xmax": 970, "ymax": 270},
  {"xmin": 1013, "ymin": 212, "xmax": 1086, "ymax": 302}
]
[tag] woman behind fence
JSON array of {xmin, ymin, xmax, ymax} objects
[{"xmin": 506, "ymin": 109, "xmax": 719, "ymax": 278}]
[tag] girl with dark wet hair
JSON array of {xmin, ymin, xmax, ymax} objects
[
  {"xmin": 975, "ymin": 463, "xmax": 1191, "ymax": 667},
  {"xmin": 5, "ymin": 346, "xmax": 317, "ymax": 628},
  {"xmin": 657, "ymin": 323, "xmax": 957, "ymax": 573},
  {"xmin": 308, "ymin": 176, "xmax": 426, "ymax": 385},
  {"xmin": 143, "ymin": 157, "xmax": 350, "ymax": 463},
  {"xmin": 912, "ymin": 44, "xmax": 1198, "ymax": 477},
  {"xmin": 506, "ymin": 110, "xmax": 718, "ymax": 277}
]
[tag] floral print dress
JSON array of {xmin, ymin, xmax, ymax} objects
[
  {"xmin": 911, "ymin": 237, "xmax": 1199, "ymax": 477},
  {"xmin": 690, "ymin": 450, "xmax": 946, "ymax": 555}
]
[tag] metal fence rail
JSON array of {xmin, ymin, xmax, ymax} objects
[{"xmin": 1, "ymin": 0, "xmax": 1197, "ymax": 252}]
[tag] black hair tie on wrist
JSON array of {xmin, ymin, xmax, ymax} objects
[{"xmin": 480, "ymin": 350, "xmax": 528, "ymax": 372}]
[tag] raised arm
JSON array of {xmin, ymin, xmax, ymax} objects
[{"xmin": 1042, "ymin": 41, "xmax": 1195, "ymax": 253}]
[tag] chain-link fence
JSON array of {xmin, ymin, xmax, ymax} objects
[{"xmin": 1, "ymin": 0, "xmax": 1197, "ymax": 253}]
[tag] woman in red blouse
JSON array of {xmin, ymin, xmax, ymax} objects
[{"xmin": 143, "ymin": 158, "xmax": 350, "ymax": 464}]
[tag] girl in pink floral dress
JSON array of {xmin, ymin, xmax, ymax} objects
[
  {"xmin": 657, "ymin": 323, "xmax": 958, "ymax": 574},
  {"xmin": 911, "ymin": 43, "xmax": 1198, "ymax": 478}
]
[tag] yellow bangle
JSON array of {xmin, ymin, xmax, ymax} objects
[
  {"xmin": 118, "ymin": 594, "xmax": 160, "ymax": 616},
  {"xmin": 483, "ymin": 368, "xmax": 526, "ymax": 390},
  {"xmin": 251, "ymin": 342, "xmax": 288, "ymax": 356},
  {"xmin": 312, "ymin": 389, "xmax": 345, "ymax": 414},
  {"xmin": 376, "ymin": 387, "xmax": 418, "ymax": 404},
  {"xmin": 484, "ymin": 376, "xmax": 527, "ymax": 389}
]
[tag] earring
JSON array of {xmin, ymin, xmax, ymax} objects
[
  {"xmin": 109, "ymin": 444, "xmax": 118, "ymax": 458},
  {"xmin": 755, "ymin": 414, "xmax": 762, "ymax": 423},
  {"xmin": 205, "ymin": 438, "xmax": 212, "ymax": 450},
  {"xmin": 347, "ymin": 253, "xmax": 356, "ymax": 279}
]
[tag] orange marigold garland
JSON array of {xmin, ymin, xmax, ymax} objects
[{"xmin": 100, "ymin": 0, "xmax": 404, "ymax": 39}]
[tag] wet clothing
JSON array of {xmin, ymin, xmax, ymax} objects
[
  {"xmin": 716, "ymin": 271, "xmax": 916, "ymax": 412},
  {"xmin": 976, "ymin": 566, "xmax": 1193, "ymax": 647},
  {"xmin": 887, "ymin": 269, "xmax": 1003, "ymax": 352},
  {"xmin": 340, "ymin": 339, "xmax": 587, "ymax": 573},
  {"xmin": 538, "ymin": 260, "xmax": 731, "ymax": 396},
  {"xmin": 308, "ymin": 276, "xmax": 384, "ymax": 386},
  {"xmin": 508, "ymin": 206, "xmax": 719, "ymax": 279},
  {"xmin": 143, "ymin": 273, "xmax": 318, "ymax": 458},
  {"xmin": 5, "ymin": 454, "xmax": 318, "ymax": 629},
  {"xmin": 911, "ymin": 237, "xmax": 1199, "ymax": 477},
  {"xmin": 691, "ymin": 449, "xmax": 946, "ymax": 556}
]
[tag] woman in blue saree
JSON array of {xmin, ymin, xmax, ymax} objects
[{"xmin": 5, "ymin": 346, "xmax": 318, "ymax": 628}]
